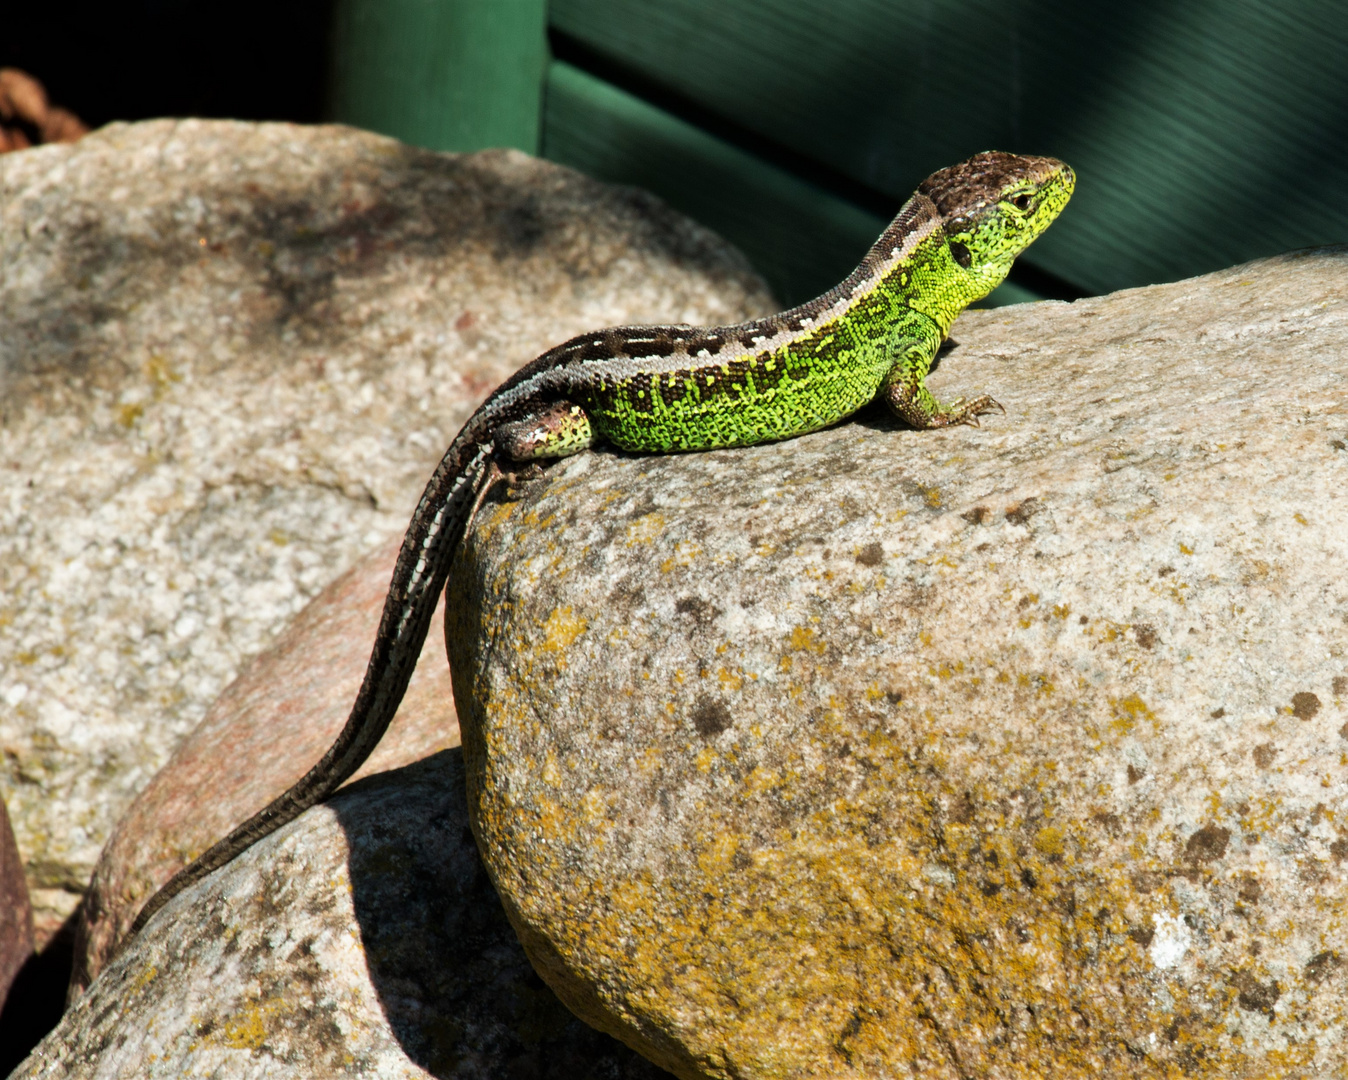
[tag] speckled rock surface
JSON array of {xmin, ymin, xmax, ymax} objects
[
  {"xmin": 15, "ymin": 751, "xmax": 674, "ymax": 1079},
  {"xmin": 448, "ymin": 249, "xmax": 1348, "ymax": 1079},
  {"xmin": 0, "ymin": 118, "xmax": 774, "ymax": 941},
  {"xmin": 70, "ymin": 533, "xmax": 459, "ymax": 995}
]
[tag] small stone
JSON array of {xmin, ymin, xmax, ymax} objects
[
  {"xmin": 1305, "ymin": 950, "xmax": 1343, "ymax": 983},
  {"xmin": 1133, "ymin": 623, "xmax": 1158, "ymax": 649},
  {"xmin": 1184, "ymin": 824, "xmax": 1231, "ymax": 864},
  {"xmin": 1231, "ymin": 971, "xmax": 1280, "ymax": 1017},
  {"xmin": 1292, "ymin": 691, "xmax": 1322, "ymax": 719}
]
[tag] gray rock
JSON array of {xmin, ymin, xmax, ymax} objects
[
  {"xmin": 0, "ymin": 119, "xmax": 774, "ymax": 940},
  {"xmin": 16, "ymin": 752, "xmax": 674, "ymax": 1079},
  {"xmin": 447, "ymin": 249, "xmax": 1348, "ymax": 1079},
  {"xmin": 70, "ymin": 534, "xmax": 459, "ymax": 995}
]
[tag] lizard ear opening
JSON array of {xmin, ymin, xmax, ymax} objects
[{"xmin": 948, "ymin": 240, "xmax": 973, "ymax": 269}]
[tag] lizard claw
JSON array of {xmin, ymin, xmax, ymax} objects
[
  {"xmin": 503, "ymin": 462, "xmax": 547, "ymax": 485},
  {"xmin": 944, "ymin": 395, "xmax": 1003, "ymax": 428}
]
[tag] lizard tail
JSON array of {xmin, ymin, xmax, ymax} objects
[{"xmin": 121, "ymin": 438, "xmax": 499, "ymax": 949}]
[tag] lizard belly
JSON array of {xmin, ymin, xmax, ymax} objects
[{"xmin": 578, "ymin": 343, "xmax": 900, "ymax": 453}]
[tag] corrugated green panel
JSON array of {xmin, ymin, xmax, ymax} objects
[
  {"xmin": 543, "ymin": 61, "xmax": 885, "ymax": 306},
  {"xmin": 329, "ymin": 0, "xmax": 547, "ymax": 153},
  {"xmin": 550, "ymin": 0, "xmax": 1348, "ymax": 295},
  {"xmin": 542, "ymin": 61, "xmax": 1034, "ymax": 308}
]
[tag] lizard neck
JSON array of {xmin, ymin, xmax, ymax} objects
[
  {"xmin": 901, "ymin": 250, "xmax": 998, "ymax": 337},
  {"xmin": 818, "ymin": 193, "xmax": 996, "ymax": 344},
  {"xmin": 866, "ymin": 217, "xmax": 1001, "ymax": 339}
]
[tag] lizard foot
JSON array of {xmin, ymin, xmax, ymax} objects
[
  {"xmin": 881, "ymin": 377, "xmax": 1004, "ymax": 431},
  {"xmin": 501, "ymin": 461, "xmax": 547, "ymax": 485},
  {"xmin": 936, "ymin": 394, "xmax": 1004, "ymax": 428}
]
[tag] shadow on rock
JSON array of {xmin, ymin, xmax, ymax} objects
[{"xmin": 337, "ymin": 750, "xmax": 673, "ymax": 1079}]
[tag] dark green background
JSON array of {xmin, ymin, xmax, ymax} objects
[
  {"xmin": 543, "ymin": 1, "xmax": 1348, "ymax": 305},
  {"xmin": 329, "ymin": 1, "xmax": 1348, "ymax": 308},
  {"xmin": 7, "ymin": 2, "xmax": 1348, "ymax": 306}
]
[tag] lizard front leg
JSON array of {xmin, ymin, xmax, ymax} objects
[{"xmin": 879, "ymin": 321, "xmax": 1003, "ymax": 430}]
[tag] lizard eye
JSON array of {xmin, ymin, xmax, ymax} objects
[{"xmin": 1010, "ymin": 193, "xmax": 1034, "ymax": 212}]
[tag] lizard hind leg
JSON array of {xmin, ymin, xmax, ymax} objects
[{"xmin": 495, "ymin": 400, "xmax": 596, "ymax": 462}]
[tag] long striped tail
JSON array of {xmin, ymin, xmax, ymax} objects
[{"xmin": 123, "ymin": 439, "xmax": 498, "ymax": 947}]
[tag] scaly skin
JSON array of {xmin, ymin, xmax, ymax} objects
[{"xmin": 124, "ymin": 151, "xmax": 1074, "ymax": 946}]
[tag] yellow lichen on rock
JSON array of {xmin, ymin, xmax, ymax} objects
[{"xmin": 448, "ymin": 251, "xmax": 1348, "ymax": 1079}]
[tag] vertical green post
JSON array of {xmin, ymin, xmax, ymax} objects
[{"xmin": 328, "ymin": 0, "xmax": 548, "ymax": 154}]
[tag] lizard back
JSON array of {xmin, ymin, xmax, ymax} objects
[{"xmin": 549, "ymin": 193, "xmax": 954, "ymax": 452}]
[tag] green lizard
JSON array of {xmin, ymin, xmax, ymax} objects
[{"xmin": 127, "ymin": 150, "xmax": 1073, "ymax": 941}]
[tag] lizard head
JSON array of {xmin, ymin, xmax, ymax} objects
[{"xmin": 919, "ymin": 151, "xmax": 1075, "ymax": 294}]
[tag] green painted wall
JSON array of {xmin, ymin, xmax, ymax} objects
[
  {"xmin": 329, "ymin": 0, "xmax": 548, "ymax": 154},
  {"xmin": 328, "ymin": 1, "xmax": 1348, "ymax": 307},
  {"xmin": 550, "ymin": 0, "xmax": 1348, "ymax": 301},
  {"xmin": 543, "ymin": 62, "xmax": 896, "ymax": 309}
]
